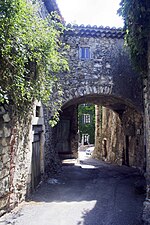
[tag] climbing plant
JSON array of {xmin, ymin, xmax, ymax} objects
[
  {"xmin": 118, "ymin": 0, "xmax": 150, "ymax": 76},
  {"xmin": 0, "ymin": 0, "xmax": 68, "ymax": 123}
]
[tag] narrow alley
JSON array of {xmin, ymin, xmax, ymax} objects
[{"xmin": 0, "ymin": 156, "xmax": 145, "ymax": 225}]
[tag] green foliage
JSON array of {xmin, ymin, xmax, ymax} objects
[
  {"xmin": 78, "ymin": 104, "xmax": 95, "ymax": 144},
  {"xmin": 0, "ymin": 0, "xmax": 68, "ymax": 119},
  {"xmin": 118, "ymin": 0, "xmax": 150, "ymax": 76}
]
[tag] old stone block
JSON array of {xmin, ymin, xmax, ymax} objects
[
  {"xmin": 1, "ymin": 138, "xmax": 9, "ymax": 147},
  {"xmin": 0, "ymin": 161, "xmax": 2, "ymax": 170},
  {"xmin": 0, "ymin": 177, "xmax": 9, "ymax": 197},
  {"xmin": 4, "ymin": 126, "xmax": 11, "ymax": 138},
  {"xmin": 106, "ymin": 62, "xmax": 111, "ymax": 69},
  {"xmin": 143, "ymin": 201, "xmax": 150, "ymax": 224},
  {"xmin": 0, "ymin": 145, "xmax": 3, "ymax": 155},
  {"xmin": 2, "ymin": 153, "xmax": 10, "ymax": 164},
  {"xmin": 0, "ymin": 130, "xmax": 3, "ymax": 138},
  {"xmin": 1, "ymin": 146, "xmax": 10, "ymax": 156},
  {"xmin": 0, "ymin": 195, "xmax": 9, "ymax": 210},
  {"xmin": 0, "ymin": 107, "xmax": 6, "ymax": 115},
  {"xmin": 0, "ymin": 168, "xmax": 9, "ymax": 180},
  {"xmin": 3, "ymin": 113, "xmax": 11, "ymax": 122}
]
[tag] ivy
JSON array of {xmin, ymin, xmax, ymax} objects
[
  {"xmin": 118, "ymin": 0, "xmax": 150, "ymax": 76},
  {"xmin": 0, "ymin": 0, "xmax": 69, "ymax": 121}
]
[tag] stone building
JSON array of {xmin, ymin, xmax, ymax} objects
[{"xmin": 78, "ymin": 104, "xmax": 95, "ymax": 145}]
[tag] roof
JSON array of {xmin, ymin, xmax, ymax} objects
[
  {"xmin": 43, "ymin": 1, "xmax": 124, "ymax": 39},
  {"xmin": 65, "ymin": 24, "xmax": 124, "ymax": 39}
]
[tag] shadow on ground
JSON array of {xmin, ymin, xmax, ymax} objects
[{"xmin": 26, "ymin": 159, "xmax": 145, "ymax": 225}]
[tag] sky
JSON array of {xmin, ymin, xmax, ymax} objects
[{"xmin": 56, "ymin": 0, "xmax": 124, "ymax": 28}]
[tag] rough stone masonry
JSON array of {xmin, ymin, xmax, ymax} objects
[{"xmin": 48, "ymin": 24, "xmax": 144, "ymax": 169}]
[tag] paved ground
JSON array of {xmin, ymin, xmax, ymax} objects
[{"xmin": 0, "ymin": 153, "xmax": 145, "ymax": 225}]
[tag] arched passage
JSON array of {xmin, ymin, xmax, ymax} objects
[{"xmin": 53, "ymin": 94, "xmax": 145, "ymax": 171}]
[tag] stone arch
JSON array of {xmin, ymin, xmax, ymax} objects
[
  {"xmin": 61, "ymin": 25, "xmax": 143, "ymax": 113},
  {"xmin": 53, "ymin": 93, "xmax": 145, "ymax": 171},
  {"xmin": 45, "ymin": 25, "xmax": 144, "ymax": 173},
  {"xmin": 62, "ymin": 93, "xmax": 141, "ymax": 114}
]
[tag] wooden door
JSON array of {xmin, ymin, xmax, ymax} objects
[
  {"xmin": 56, "ymin": 119, "xmax": 70, "ymax": 153},
  {"xmin": 31, "ymin": 126, "xmax": 42, "ymax": 191}
]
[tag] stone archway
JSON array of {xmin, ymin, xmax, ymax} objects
[
  {"xmin": 44, "ymin": 25, "xmax": 145, "ymax": 174},
  {"xmin": 51, "ymin": 93, "xmax": 145, "ymax": 171}
]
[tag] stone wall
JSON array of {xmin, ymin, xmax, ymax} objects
[
  {"xmin": 0, "ymin": 105, "xmax": 11, "ymax": 216},
  {"xmin": 0, "ymin": 105, "xmax": 32, "ymax": 215},
  {"xmin": 9, "ymin": 116, "xmax": 32, "ymax": 210},
  {"xmin": 0, "ymin": 102, "xmax": 45, "ymax": 216},
  {"xmin": 93, "ymin": 106, "xmax": 145, "ymax": 170},
  {"xmin": 94, "ymin": 106, "xmax": 124, "ymax": 165},
  {"xmin": 43, "ymin": 107, "xmax": 62, "ymax": 175},
  {"xmin": 122, "ymin": 108, "xmax": 145, "ymax": 170},
  {"xmin": 143, "ymin": 38, "xmax": 150, "ymax": 225}
]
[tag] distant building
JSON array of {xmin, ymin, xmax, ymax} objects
[{"xmin": 78, "ymin": 104, "xmax": 95, "ymax": 145}]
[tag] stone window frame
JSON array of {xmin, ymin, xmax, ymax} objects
[{"xmin": 79, "ymin": 46, "xmax": 91, "ymax": 60}]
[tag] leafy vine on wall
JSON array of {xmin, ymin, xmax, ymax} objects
[
  {"xmin": 118, "ymin": 0, "xmax": 150, "ymax": 76},
  {"xmin": 0, "ymin": 0, "xmax": 68, "ymax": 123}
]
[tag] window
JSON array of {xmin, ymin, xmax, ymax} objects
[
  {"xmin": 82, "ymin": 134, "xmax": 89, "ymax": 145},
  {"xmin": 83, "ymin": 114, "xmax": 91, "ymax": 124},
  {"xmin": 79, "ymin": 47, "xmax": 90, "ymax": 60},
  {"xmin": 36, "ymin": 106, "xmax": 41, "ymax": 117}
]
